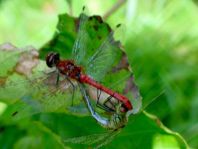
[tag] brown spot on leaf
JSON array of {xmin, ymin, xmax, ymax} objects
[
  {"xmin": 0, "ymin": 77, "xmax": 7, "ymax": 86},
  {"xmin": 93, "ymin": 25, "xmax": 99, "ymax": 31},
  {"xmin": 112, "ymin": 52, "xmax": 129, "ymax": 72},
  {"xmin": 88, "ymin": 16, "xmax": 93, "ymax": 21},
  {"xmin": 123, "ymin": 74, "xmax": 141, "ymax": 100},
  {"xmin": 89, "ymin": 15, "xmax": 104, "ymax": 24},
  {"xmin": 74, "ymin": 17, "xmax": 80, "ymax": 32},
  {"xmin": 15, "ymin": 47, "xmax": 39, "ymax": 76},
  {"xmin": 0, "ymin": 43, "xmax": 17, "ymax": 51},
  {"xmin": 93, "ymin": 15, "xmax": 103, "ymax": 23},
  {"xmin": 97, "ymin": 36, "xmax": 102, "ymax": 40},
  {"xmin": 106, "ymin": 24, "xmax": 112, "ymax": 33}
]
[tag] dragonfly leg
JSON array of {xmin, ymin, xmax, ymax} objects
[
  {"xmin": 65, "ymin": 77, "xmax": 76, "ymax": 106},
  {"xmin": 42, "ymin": 69, "xmax": 60, "ymax": 86},
  {"xmin": 104, "ymin": 95, "xmax": 116, "ymax": 108},
  {"xmin": 56, "ymin": 71, "xmax": 60, "ymax": 86},
  {"xmin": 42, "ymin": 70, "xmax": 56, "ymax": 75},
  {"xmin": 95, "ymin": 89, "xmax": 115, "ymax": 113},
  {"xmin": 96, "ymin": 89, "xmax": 103, "ymax": 107},
  {"xmin": 96, "ymin": 88, "xmax": 102, "ymax": 103},
  {"xmin": 78, "ymin": 83, "xmax": 110, "ymax": 128},
  {"xmin": 78, "ymin": 83, "xmax": 126, "ymax": 130},
  {"xmin": 96, "ymin": 102, "xmax": 114, "ymax": 113}
]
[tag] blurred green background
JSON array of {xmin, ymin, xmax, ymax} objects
[{"xmin": 0, "ymin": 0, "xmax": 198, "ymax": 148}]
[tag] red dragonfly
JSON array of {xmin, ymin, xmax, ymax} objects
[
  {"xmin": 0, "ymin": 8, "xmax": 142, "ymax": 148},
  {"xmin": 46, "ymin": 52, "xmax": 132, "ymax": 112},
  {"xmin": 45, "ymin": 52, "xmax": 132, "ymax": 129},
  {"xmin": 42, "ymin": 10, "xmax": 133, "ymax": 129},
  {"xmin": 0, "ymin": 9, "xmax": 137, "ymax": 130}
]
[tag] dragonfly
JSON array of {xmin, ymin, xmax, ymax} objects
[
  {"xmin": 45, "ymin": 51, "xmax": 132, "ymax": 128},
  {"xmin": 40, "ymin": 6, "xmax": 134, "ymax": 129},
  {"xmin": 0, "ymin": 7, "xmax": 140, "ymax": 147}
]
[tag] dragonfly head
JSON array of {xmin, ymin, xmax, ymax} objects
[{"xmin": 46, "ymin": 52, "xmax": 60, "ymax": 68}]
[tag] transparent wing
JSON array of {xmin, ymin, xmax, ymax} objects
[
  {"xmin": 0, "ymin": 47, "xmax": 90, "ymax": 119},
  {"xmin": 85, "ymin": 25, "xmax": 123, "ymax": 82},
  {"xmin": 64, "ymin": 130, "xmax": 121, "ymax": 148},
  {"xmin": 72, "ymin": 9, "xmax": 89, "ymax": 65},
  {"xmin": 0, "ymin": 67, "xmax": 89, "ymax": 120},
  {"xmin": 72, "ymin": 9, "xmax": 124, "ymax": 82}
]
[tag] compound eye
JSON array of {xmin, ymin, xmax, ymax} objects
[{"xmin": 46, "ymin": 52, "xmax": 60, "ymax": 68}]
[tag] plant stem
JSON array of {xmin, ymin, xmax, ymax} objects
[
  {"xmin": 66, "ymin": 0, "xmax": 73, "ymax": 15},
  {"xmin": 103, "ymin": 0, "xmax": 127, "ymax": 20}
]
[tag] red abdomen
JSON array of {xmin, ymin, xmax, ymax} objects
[{"xmin": 79, "ymin": 74, "xmax": 133, "ymax": 112}]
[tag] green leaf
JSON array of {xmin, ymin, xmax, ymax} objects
[
  {"xmin": 40, "ymin": 11, "xmax": 142, "ymax": 113},
  {"xmin": 18, "ymin": 112, "xmax": 188, "ymax": 149},
  {"xmin": 0, "ymin": 7, "xmax": 189, "ymax": 149}
]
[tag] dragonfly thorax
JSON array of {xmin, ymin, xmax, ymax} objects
[
  {"xmin": 57, "ymin": 60, "xmax": 82, "ymax": 80},
  {"xmin": 46, "ymin": 52, "xmax": 82, "ymax": 80}
]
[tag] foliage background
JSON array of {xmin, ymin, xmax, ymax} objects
[{"xmin": 0, "ymin": 0, "xmax": 197, "ymax": 148}]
